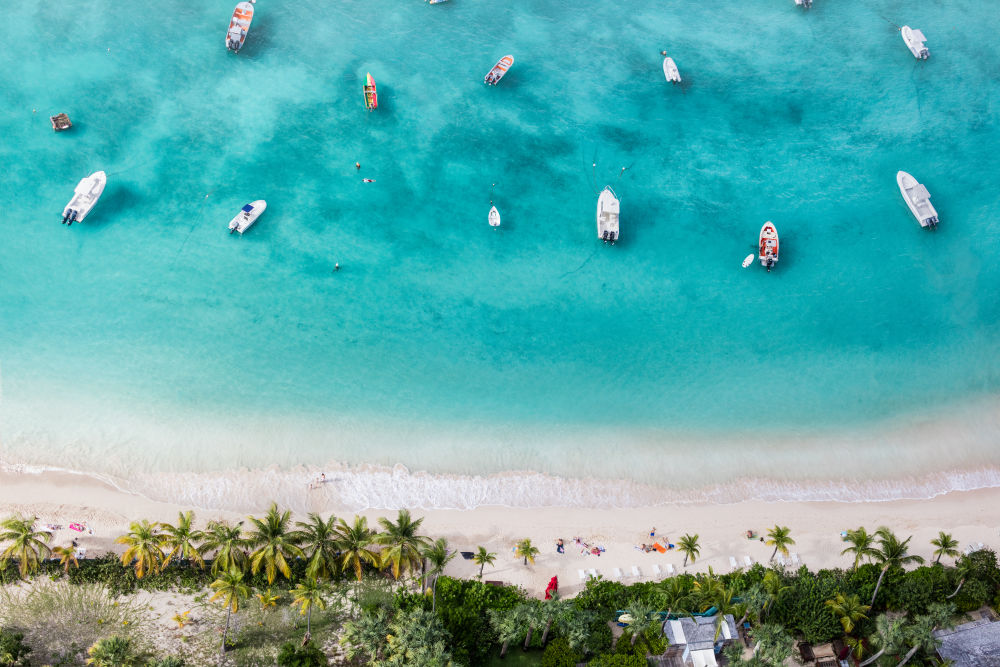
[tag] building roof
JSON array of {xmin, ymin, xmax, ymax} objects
[
  {"xmin": 663, "ymin": 614, "xmax": 738, "ymax": 653},
  {"xmin": 934, "ymin": 618, "xmax": 1000, "ymax": 666}
]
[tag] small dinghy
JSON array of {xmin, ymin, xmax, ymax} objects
[
  {"xmin": 429, "ymin": 0, "xmax": 448, "ymax": 4},
  {"xmin": 364, "ymin": 73, "xmax": 378, "ymax": 111},
  {"xmin": 485, "ymin": 55, "xmax": 514, "ymax": 85},
  {"xmin": 897, "ymin": 171, "xmax": 938, "ymax": 229},
  {"xmin": 793, "ymin": 0, "xmax": 812, "ymax": 8},
  {"xmin": 226, "ymin": 1, "xmax": 255, "ymax": 53},
  {"xmin": 742, "ymin": 253, "xmax": 755, "ymax": 268},
  {"xmin": 61, "ymin": 171, "xmax": 106, "ymax": 225},
  {"xmin": 662, "ymin": 57, "xmax": 681, "ymax": 83},
  {"xmin": 229, "ymin": 200, "xmax": 267, "ymax": 234},
  {"xmin": 488, "ymin": 205, "xmax": 501, "ymax": 228},
  {"xmin": 759, "ymin": 221, "xmax": 779, "ymax": 271},
  {"xmin": 901, "ymin": 25, "xmax": 929, "ymax": 60},
  {"xmin": 596, "ymin": 186, "xmax": 620, "ymax": 244}
]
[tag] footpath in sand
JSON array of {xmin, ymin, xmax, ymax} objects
[{"xmin": 1, "ymin": 470, "xmax": 998, "ymax": 596}]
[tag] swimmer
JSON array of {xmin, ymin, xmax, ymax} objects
[
  {"xmin": 363, "ymin": 178, "xmax": 375, "ymax": 183},
  {"xmin": 355, "ymin": 162, "xmax": 361, "ymax": 170},
  {"xmin": 334, "ymin": 263, "xmax": 340, "ymax": 272}
]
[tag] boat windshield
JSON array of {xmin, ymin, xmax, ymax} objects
[{"xmin": 242, "ymin": 204, "xmax": 253, "ymax": 213}]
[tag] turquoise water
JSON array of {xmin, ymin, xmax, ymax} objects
[{"xmin": 3, "ymin": 0, "xmax": 1000, "ymax": 506}]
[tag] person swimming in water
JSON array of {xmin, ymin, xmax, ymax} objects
[{"xmin": 363, "ymin": 178, "xmax": 375, "ymax": 183}]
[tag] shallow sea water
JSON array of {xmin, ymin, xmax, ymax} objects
[{"xmin": 2, "ymin": 0, "xmax": 1000, "ymax": 507}]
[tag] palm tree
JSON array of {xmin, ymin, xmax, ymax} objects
[
  {"xmin": 423, "ymin": 537, "xmax": 456, "ymax": 612},
  {"xmin": 622, "ymin": 599, "xmax": 660, "ymax": 654},
  {"xmin": 841, "ymin": 527, "xmax": 879, "ymax": 570},
  {"xmin": 257, "ymin": 588, "xmax": 280, "ymax": 609},
  {"xmin": 825, "ymin": 593, "xmax": 870, "ymax": 634},
  {"xmin": 210, "ymin": 567, "xmax": 250, "ymax": 664},
  {"xmin": 335, "ymin": 515, "xmax": 379, "ymax": 581},
  {"xmin": 292, "ymin": 576, "xmax": 329, "ymax": 639},
  {"xmin": 514, "ymin": 601, "xmax": 544, "ymax": 652},
  {"xmin": 678, "ymin": 533, "xmax": 700, "ymax": 567},
  {"xmin": 896, "ymin": 604, "xmax": 954, "ymax": 667},
  {"xmin": 859, "ymin": 614, "xmax": 907, "ymax": 666},
  {"xmin": 116, "ymin": 520, "xmax": 165, "ymax": 579},
  {"xmin": 294, "ymin": 513, "xmax": 340, "ymax": 580},
  {"xmin": 201, "ymin": 520, "xmax": 249, "ymax": 575},
  {"xmin": 946, "ymin": 558, "xmax": 973, "ymax": 600},
  {"xmin": 161, "ymin": 510, "xmax": 205, "ymax": 569},
  {"xmin": 52, "ymin": 545, "xmax": 79, "ymax": 575},
  {"xmin": 556, "ymin": 607, "xmax": 597, "ymax": 655},
  {"xmin": 515, "ymin": 538, "xmax": 540, "ymax": 566},
  {"xmin": 246, "ymin": 503, "xmax": 304, "ymax": 584},
  {"xmin": 760, "ymin": 570, "xmax": 790, "ymax": 619},
  {"xmin": 870, "ymin": 527, "xmax": 925, "ymax": 606},
  {"xmin": 654, "ymin": 576, "xmax": 693, "ymax": 620},
  {"xmin": 85, "ymin": 636, "xmax": 152, "ymax": 666},
  {"xmin": 538, "ymin": 596, "xmax": 568, "ymax": 647},
  {"xmin": 489, "ymin": 608, "xmax": 522, "ymax": 658},
  {"xmin": 931, "ymin": 532, "xmax": 960, "ymax": 565},
  {"xmin": 341, "ymin": 608, "xmax": 391, "ymax": 663},
  {"xmin": 472, "ymin": 546, "xmax": 496, "ymax": 579},
  {"xmin": 376, "ymin": 509, "xmax": 431, "ymax": 581},
  {"xmin": 765, "ymin": 525, "xmax": 795, "ymax": 562},
  {"xmin": 0, "ymin": 514, "xmax": 52, "ymax": 579}
]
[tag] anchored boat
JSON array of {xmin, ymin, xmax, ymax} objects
[
  {"xmin": 488, "ymin": 206, "xmax": 501, "ymax": 228},
  {"xmin": 485, "ymin": 55, "xmax": 514, "ymax": 85},
  {"xmin": 759, "ymin": 221, "xmax": 779, "ymax": 271},
  {"xmin": 364, "ymin": 73, "xmax": 378, "ymax": 111},
  {"xmin": 897, "ymin": 171, "xmax": 938, "ymax": 229},
  {"xmin": 596, "ymin": 186, "xmax": 620, "ymax": 244},
  {"xmin": 226, "ymin": 1, "xmax": 255, "ymax": 53},
  {"xmin": 794, "ymin": 0, "xmax": 812, "ymax": 8},
  {"xmin": 229, "ymin": 200, "xmax": 267, "ymax": 234},
  {"xmin": 61, "ymin": 171, "xmax": 106, "ymax": 225},
  {"xmin": 901, "ymin": 26, "xmax": 929, "ymax": 59},
  {"xmin": 662, "ymin": 57, "xmax": 681, "ymax": 83}
]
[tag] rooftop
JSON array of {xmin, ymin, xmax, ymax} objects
[{"xmin": 934, "ymin": 617, "xmax": 1000, "ymax": 666}]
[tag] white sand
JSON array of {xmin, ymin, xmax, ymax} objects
[{"xmin": 1, "ymin": 469, "xmax": 996, "ymax": 597}]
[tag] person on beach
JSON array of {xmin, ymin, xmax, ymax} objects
[
  {"xmin": 556, "ymin": 538, "xmax": 564, "ymax": 554},
  {"xmin": 649, "ymin": 527, "xmax": 656, "ymax": 538}
]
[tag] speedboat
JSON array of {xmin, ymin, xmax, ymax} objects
[
  {"xmin": 596, "ymin": 186, "xmax": 620, "ymax": 244},
  {"xmin": 897, "ymin": 171, "xmax": 938, "ymax": 229},
  {"xmin": 485, "ymin": 55, "xmax": 514, "ymax": 85},
  {"xmin": 662, "ymin": 57, "xmax": 681, "ymax": 83},
  {"xmin": 364, "ymin": 73, "xmax": 378, "ymax": 111},
  {"xmin": 61, "ymin": 171, "xmax": 106, "ymax": 225},
  {"xmin": 759, "ymin": 221, "xmax": 779, "ymax": 271},
  {"xmin": 488, "ymin": 206, "xmax": 501, "ymax": 227},
  {"xmin": 226, "ymin": 1, "xmax": 255, "ymax": 53},
  {"xmin": 794, "ymin": 0, "xmax": 812, "ymax": 8},
  {"xmin": 901, "ymin": 26, "xmax": 929, "ymax": 60},
  {"xmin": 229, "ymin": 200, "xmax": 267, "ymax": 234}
]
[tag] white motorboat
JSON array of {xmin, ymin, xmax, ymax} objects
[
  {"xmin": 662, "ymin": 57, "xmax": 681, "ymax": 83},
  {"xmin": 226, "ymin": 1, "xmax": 255, "ymax": 53},
  {"xmin": 596, "ymin": 186, "xmax": 620, "ymax": 244},
  {"xmin": 488, "ymin": 205, "xmax": 501, "ymax": 227},
  {"xmin": 759, "ymin": 221, "xmax": 779, "ymax": 271},
  {"xmin": 901, "ymin": 25, "xmax": 929, "ymax": 60},
  {"xmin": 61, "ymin": 171, "xmax": 106, "ymax": 225},
  {"xmin": 896, "ymin": 171, "xmax": 938, "ymax": 229},
  {"xmin": 229, "ymin": 200, "xmax": 267, "ymax": 234},
  {"xmin": 794, "ymin": 0, "xmax": 812, "ymax": 8}
]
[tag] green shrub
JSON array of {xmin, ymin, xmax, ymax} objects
[
  {"xmin": 0, "ymin": 628, "xmax": 32, "ymax": 666},
  {"xmin": 541, "ymin": 637, "xmax": 582, "ymax": 667},
  {"xmin": 277, "ymin": 640, "xmax": 328, "ymax": 666}
]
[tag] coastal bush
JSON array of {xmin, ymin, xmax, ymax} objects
[
  {"xmin": 572, "ymin": 579, "xmax": 630, "ymax": 616},
  {"xmin": 0, "ymin": 628, "xmax": 32, "ymax": 666},
  {"xmin": 540, "ymin": 637, "xmax": 582, "ymax": 667},
  {"xmin": 149, "ymin": 658, "xmax": 185, "ymax": 667},
  {"xmin": 432, "ymin": 577, "xmax": 526, "ymax": 665},
  {"xmin": 954, "ymin": 578, "xmax": 992, "ymax": 613},
  {"xmin": 890, "ymin": 566, "xmax": 950, "ymax": 615},
  {"xmin": 277, "ymin": 640, "xmax": 328, "ymax": 666},
  {"xmin": 773, "ymin": 569, "xmax": 841, "ymax": 644}
]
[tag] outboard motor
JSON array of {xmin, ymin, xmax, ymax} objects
[
  {"xmin": 601, "ymin": 230, "xmax": 608, "ymax": 243},
  {"xmin": 610, "ymin": 232, "xmax": 617, "ymax": 245},
  {"xmin": 61, "ymin": 210, "xmax": 70, "ymax": 224}
]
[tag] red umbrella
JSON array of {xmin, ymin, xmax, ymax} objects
[{"xmin": 544, "ymin": 575, "xmax": 558, "ymax": 599}]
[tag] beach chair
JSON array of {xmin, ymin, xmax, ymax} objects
[
  {"xmin": 631, "ymin": 565, "xmax": 641, "ymax": 578},
  {"xmin": 612, "ymin": 567, "xmax": 623, "ymax": 579},
  {"xmin": 729, "ymin": 556, "xmax": 739, "ymax": 569},
  {"xmin": 791, "ymin": 552, "xmax": 800, "ymax": 565},
  {"xmin": 578, "ymin": 569, "xmax": 587, "ymax": 581},
  {"xmin": 776, "ymin": 554, "xmax": 786, "ymax": 566},
  {"xmin": 666, "ymin": 563, "xmax": 675, "ymax": 575},
  {"xmin": 653, "ymin": 564, "xmax": 662, "ymax": 577},
  {"xmin": 588, "ymin": 568, "xmax": 598, "ymax": 579},
  {"xmin": 744, "ymin": 555, "xmax": 753, "ymax": 567}
]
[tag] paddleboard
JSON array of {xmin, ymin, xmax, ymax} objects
[
  {"xmin": 488, "ymin": 206, "xmax": 501, "ymax": 227},
  {"xmin": 742, "ymin": 254, "xmax": 754, "ymax": 268}
]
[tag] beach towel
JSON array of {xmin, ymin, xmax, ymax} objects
[
  {"xmin": 654, "ymin": 543, "xmax": 666, "ymax": 553},
  {"xmin": 69, "ymin": 523, "xmax": 85, "ymax": 532}
]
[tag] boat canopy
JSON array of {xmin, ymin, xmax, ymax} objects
[
  {"xmin": 242, "ymin": 204, "xmax": 254, "ymax": 212},
  {"xmin": 911, "ymin": 184, "xmax": 931, "ymax": 201},
  {"xmin": 910, "ymin": 29, "xmax": 927, "ymax": 42}
]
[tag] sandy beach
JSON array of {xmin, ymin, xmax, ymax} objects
[{"xmin": 1, "ymin": 468, "xmax": 997, "ymax": 597}]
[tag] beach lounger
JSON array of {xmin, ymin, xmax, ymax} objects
[
  {"xmin": 588, "ymin": 568, "xmax": 598, "ymax": 578},
  {"xmin": 729, "ymin": 556, "xmax": 738, "ymax": 569},
  {"xmin": 612, "ymin": 567, "xmax": 623, "ymax": 579},
  {"xmin": 653, "ymin": 564, "xmax": 662, "ymax": 577},
  {"xmin": 578, "ymin": 569, "xmax": 587, "ymax": 581},
  {"xmin": 744, "ymin": 556, "xmax": 753, "ymax": 567},
  {"xmin": 776, "ymin": 554, "xmax": 786, "ymax": 566},
  {"xmin": 631, "ymin": 565, "xmax": 641, "ymax": 578},
  {"xmin": 791, "ymin": 552, "xmax": 800, "ymax": 565},
  {"xmin": 667, "ymin": 563, "xmax": 675, "ymax": 575}
]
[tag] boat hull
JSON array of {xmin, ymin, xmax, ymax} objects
[
  {"xmin": 759, "ymin": 221, "xmax": 779, "ymax": 270},
  {"xmin": 896, "ymin": 171, "xmax": 938, "ymax": 228},
  {"xmin": 62, "ymin": 171, "xmax": 106, "ymax": 224},
  {"xmin": 364, "ymin": 73, "xmax": 378, "ymax": 110},
  {"xmin": 226, "ymin": 1, "xmax": 254, "ymax": 52},
  {"xmin": 229, "ymin": 199, "xmax": 267, "ymax": 234},
  {"xmin": 662, "ymin": 57, "xmax": 681, "ymax": 83},
  {"xmin": 901, "ymin": 26, "xmax": 929, "ymax": 59},
  {"xmin": 485, "ymin": 55, "xmax": 514, "ymax": 85},
  {"xmin": 596, "ymin": 187, "xmax": 620, "ymax": 243},
  {"xmin": 488, "ymin": 206, "xmax": 501, "ymax": 227}
]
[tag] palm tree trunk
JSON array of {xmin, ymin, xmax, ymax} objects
[
  {"xmin": 935, "ymin": 554, "xmax": 941, "ymax": 565},
  {"xmin": 770, "ymin": 546, "xmax": 778, "ymax": 561},
  {"xmin": 432, "ymin": 574, "xmax": 439, "ymax": 613},
  {"xmin": 896, "ymin": 644, "xmax": 920, "ymax": 667},
  {"xmin": 540, "ymin": 619, "xmax": 552, "ymax": 646},
  {"xmin": 500, "ymin": 640, "xmax": 509, "ymax": 658},
  {"xmin": 307, "ymin": 605, "xmax": 312, "ymax": 636},
  {"xmin": 870, "ymin": 565, "xmax": 889, "ymax": 606},
  {"xmin": 523, "ymin": 625, "xmax": 534, "ymax": 651},
  {"xmin": 220, "ymin": 607, "xmax": 232, "ymax": 665},
  {"xmin": 479, "ymin": 563, "xmax": 485, "ymax": 578},
  {"xmin": 683, "ymin": 554, "xmax": 689, "ymax": 567},
  {"xmin": 946, "ymin": 577, "xmax": 965, "ymax": 600},
  {"xmin": 859, "ymin": 648, "xmax": 885, "ymax": 667}
]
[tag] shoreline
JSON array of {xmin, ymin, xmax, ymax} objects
[{"xmin": 2, "ymin": 468, "xmax": 998, "ymax": 597}]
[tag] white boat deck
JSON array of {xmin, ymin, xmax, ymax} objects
[{"xmin": 596, "ymin": 187, "xmax": 620, "ymax": 242}]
